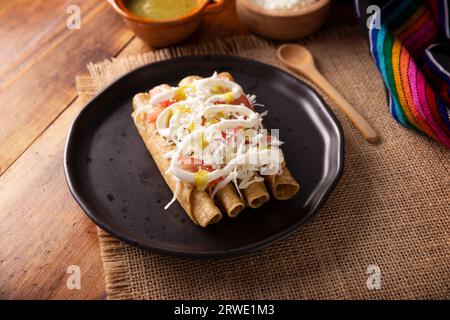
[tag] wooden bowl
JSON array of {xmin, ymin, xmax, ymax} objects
[
  {"xmin": 107, "ymin": 0, "xmax": 225, "ymax": 47},
  {"xmin": 236, "ymin": 0, "xmax": 331, "ymax": 40}
]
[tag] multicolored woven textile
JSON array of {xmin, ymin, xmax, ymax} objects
[{"xmin": 356, "ymin": 0, "xmax": 450, "ymax": 147}]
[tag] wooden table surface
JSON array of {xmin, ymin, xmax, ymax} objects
[{"xmin": 0, "ymin": 0, "xmax": 353, "ymax": 299}]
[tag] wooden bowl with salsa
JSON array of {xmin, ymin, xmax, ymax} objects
[{"xmin": 107, "ymin": 0, "xmax": 225, "ymax": 47}]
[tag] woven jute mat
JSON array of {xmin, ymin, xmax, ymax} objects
[{"xmin": 77, "ymin": 27, "xmax": 450, "ymax": 300}]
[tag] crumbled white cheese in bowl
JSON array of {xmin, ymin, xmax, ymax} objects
[{"xmin": 252, "ymin": 0, "xmax": 318, "ymax": 11}]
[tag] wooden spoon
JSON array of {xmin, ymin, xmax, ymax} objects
[{"xmin": 278, "ymin": 44, "xmax": 379, "ymax": 144}]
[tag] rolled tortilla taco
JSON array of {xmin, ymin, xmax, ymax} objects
[
  {"xmin": 217, "ymin": 72, "xmax": 271, "ymax": 208},
  {"xmin": 132, "ymin": 71, "xmax": 300, "ymax": 227},
  {"xmin": 266, "ymin": 165, "xmax": 300, "ymax": 200},
  {"xmin": 214, "ymin": 183, "xmax": 246, "ymax": 218},
  {"xmin": 133, "ymin": 93, "xmax": 222, "ymax": 227},
  {"xmin": 242, "ymin": 180, "xmax": 270, "ymax": 209},
  {"xmin": 178, "ymin": 75, "xmax": 203, "ymax": 87},
  {"xmin": 179, "ymin": 74, "xmax": 248, "ymax": 218}
]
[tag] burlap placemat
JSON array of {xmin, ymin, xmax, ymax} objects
[{"xmin": 77, "ymin": 27, "xmax": 450, "ymax": 300}]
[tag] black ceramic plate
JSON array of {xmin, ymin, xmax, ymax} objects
[{"xmin": 64, "ymin": 55, "xmax": 344, "ymax": 257}]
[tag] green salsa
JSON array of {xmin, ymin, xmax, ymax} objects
[{"xmin": 125, "ymin": 0, "xmax": 198, "ymax": 20}]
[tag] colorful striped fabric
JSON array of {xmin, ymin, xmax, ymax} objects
[{"xmin": 356, "ymin": 0, "xmax": 450, "ymax": 147}]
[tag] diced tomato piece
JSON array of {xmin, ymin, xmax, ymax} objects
[
  {"xmin": 178, "ymin": 157, "xmax": 202, "ymax": 172},
  {"xmin": 177, "ymin": 157, "xmax": 218, "ymax": 175},
  {"xmin": 199, "ymin": 164, "xmax": 214, "ymax": 172},
  {"xmin": 213, "ymin": 95, "xmax": 252, "ymax": 109},
  {"xmin": 265, "ymin": 135, "xmax": 273, "ymax": 143},
  {"xmin": 208, "ymin": 177, "xmax": 224, "ymax": 187},
  {"xmin": 159, "ymin": 100, "xmax": 174, "ymax": 108},
  {"xmin": 230, "ymin": 95, "xmax": 253, "ymax": 109},
  {"xmin": 147, "ymin": 106, "xmax": 165, "ymax": 123},
  {"xmin": 146, "ymin": 100, "xmax": 174, "ymax": 123},
  {"xmin": 221, "ymin": 126, "xmax": 243, "ymax": 141}
]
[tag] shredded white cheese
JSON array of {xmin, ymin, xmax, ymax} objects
[{"xmin": 134, "ymin": 73, "xmax": 285, "ymax": 209}]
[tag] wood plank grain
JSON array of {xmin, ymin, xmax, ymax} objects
[
  {"xmin": 0, "ymin": 0, "xmax": 99, "ymax": 86},
  {"xmin": 0, "ymin": 94, "xmax": 106, "ymax": 300},
  {"xmin": 0, "ymin": 1, "xmax": 134, "ymax": 176},
  {"xmin": 0, "ymin": 0, "xmax": 248, "ymax": 299}
]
